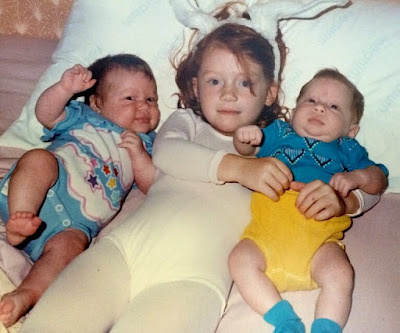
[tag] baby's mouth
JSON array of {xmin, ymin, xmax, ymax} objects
[
  {"xmin": 135, "ymin": 118, "xmax": 151, "ymax": 124},
  {"xmin": 308, "ymin": 117, "xmax": 324, "ymax": 126}
]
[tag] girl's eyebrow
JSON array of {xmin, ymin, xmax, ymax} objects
[
  {"xmin": 200, "ymin": 70, "xmax": 217, "ymax": 75},
  {"xmin": 200, "ymin": 69, "xmax": 221, "ymax": 75}
]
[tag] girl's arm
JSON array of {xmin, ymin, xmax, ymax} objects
[
  {"xmin": 153, "ymin": 109, "xmax": 229, "ymax": 183},
  {"xmin": 346, "ymin": 189, "xmax": 381, "ymax": 217},
  {"xmin": 35, "ymin": 64, "xmax": 95, "ymax": 129},
  {"xmin": 153, "ymin": 109, "xmax": 292, "ymax": 201}
]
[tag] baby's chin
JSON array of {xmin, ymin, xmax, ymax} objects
[
  {"xmin": 130, "ymin": 124, "xmax": 155, "ymax": 134},
  {"xmin": 296, "ymin": 128, "xmax": 334, "ymax": 142}
]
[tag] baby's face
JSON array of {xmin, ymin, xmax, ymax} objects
[
  {"xmin": 291, "ymin": 77, "xmax": 359, "ymax": 142},
  {"xmin": 91, "ymin": 68, "xmax": 160, "ymax": 133}
]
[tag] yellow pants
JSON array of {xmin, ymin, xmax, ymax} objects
[{"xmin": 241, "ymin": 191, "xmax": 352, "ymax": 292}]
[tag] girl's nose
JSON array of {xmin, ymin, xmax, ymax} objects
[{"xmin": 221, "ymin": 85, "xmax": 238, "ymax": 102}]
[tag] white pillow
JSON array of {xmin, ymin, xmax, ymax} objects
[
  {"xmin": 279, "ymin": 0, "xmax": 400, "ymax": 193},
  {"xmin": 0, "ymin": 0, "xmax": 399, "ymax": 192}
]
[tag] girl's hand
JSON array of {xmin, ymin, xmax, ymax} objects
[
  {"xmin": 290, "ymin": 180, "xmax": 345, "ymax": 221},
  {"xmin": 118, "ymin": 130, "xmax": 147, "ymax": 161},
  {"xmin": 60, "ymin": 64, "xmax": 96, "ymax": 95},
  {"xmin": 220, "ymin": 155, "xmax": 292, "ymax": 201}
]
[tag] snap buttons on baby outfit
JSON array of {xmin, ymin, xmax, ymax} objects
[{"xmin": 62, "ymin": 219, "xmax": 71, "ymax": 227}]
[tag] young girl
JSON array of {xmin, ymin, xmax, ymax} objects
[
  {"xmin": 19, "ymin": 7, "xmax": 375, "ymax": 333},
  {"xmin": 0, "ymin": 54, "xmax": 160, "ymax": 327}
]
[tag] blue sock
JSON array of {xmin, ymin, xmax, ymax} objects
[
  {"xmin": 263, "ymin": 300, "xmax": 305, "ymax": 333},
  {"xmin": 311, "ymin": 318, "xmax": 342, "ymax": 333}
]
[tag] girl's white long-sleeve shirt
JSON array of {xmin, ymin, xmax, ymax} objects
[{"xmin": 106, "ymin": 108, "xmax": 251, "ymax": 310}]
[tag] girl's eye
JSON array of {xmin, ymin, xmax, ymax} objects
[
  {"xmin": 208, "ymin": 79, "xmax": 220, "ymax": 86},
  {"xmin": 239, "ymin": 80, "xmax": 251, "ymax": 88}
]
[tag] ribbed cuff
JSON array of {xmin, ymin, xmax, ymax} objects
[{"xmin": 207, "ymin": 150, "xmax": 228, "ymax": 184}]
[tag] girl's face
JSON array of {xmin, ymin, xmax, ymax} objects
[
  {"xmin": 292, "ymin": 77, "xmax": 359, "ymax": 142},
  {"xmin": 90, "ymin": 68, "xmax": 160, "ymax": 133},
  {"xmin": 192, "ymin": 47, "xmax": 277, "ymax": 136}
]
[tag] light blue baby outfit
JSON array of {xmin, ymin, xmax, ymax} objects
[{"xmin": 0, "ymin": 101, "xmax": 155, "ymax": 261}]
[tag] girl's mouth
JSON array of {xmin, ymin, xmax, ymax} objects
[{"xmin": 218, "ymin": 109, "xmax": 239, "ymax": 115}]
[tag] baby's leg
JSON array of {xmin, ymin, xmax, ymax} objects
[
  {"xmin": 228, "ymin": 238, "xmax": 281, "ymax": 314},
  {"xmin": 111, "ymin": 281, "xmax": 223, "ymax": 333},
  {"xmin": 6, "ymin": 149, "xmax": 58, "ymax": 245},
  {"xmin": 19, "ymin": 238, "xmax": 130, "ymax": 332},
  {"xmin": 311, "ymin": 242, "xmax": 354, "ymax": 329},
  {"xmin": 0, "ymin": 228, "xmax": 88, "ymax": 327},
  {"xmin": 229, "ymin": 239, "xmax": 304, "ymax": 332}
]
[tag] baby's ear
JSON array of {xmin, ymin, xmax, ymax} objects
[
  {"xmin": 89, "ymin": 95, "xmax": 102, "ymax": 113},
  {"xmin": 192, "ymin": 77, "xmax": 198, "ymax": 99},
  {"xmin": 347, "ymin": 124, "xmax": 360, "ymax": 138},
  {"xmin": 288, "ymin": 108, "xmax": 295, "ymax": 124},
  {"xmin": 265, "ymin": 83, "xmax": 278, "ymax": 106}
]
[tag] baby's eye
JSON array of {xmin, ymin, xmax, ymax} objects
[
  {"xmin": 126, "ymin": 96, "xmax": 136, "ymax": 101},
  {"xmin": 307, "ymin": 98, "xmax": 316, "ymax": 104},
  {"xmin": 330, "ymin": 104, "xmax": 338, "ymax": 110},
  {"xmin": 146, "ymin": 97, "xmax": 157, "ymax": 104}
]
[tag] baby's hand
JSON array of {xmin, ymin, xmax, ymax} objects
[
  {"xmin": 329, "ymin": 172, "xmax": 358, "ymax": 197},
  {"xmin": 60, "ymin": 64, "xmax": 96, "ymax": 95},
  {"xmin": 234, "ymin": 125, "xmax": 263, "ymax": 146},
  {"xmin": 118, "ymin": 130, "xmax": 147, "ymax": 161},
  {"xmin": 291, "ymin": 180, "xmax": 345, "ymax": 221}
]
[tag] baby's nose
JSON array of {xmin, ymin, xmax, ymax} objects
[
  {"xmin": 137, "ymin": 100, "xmax": 150, "ymax": 111},
  {"xmin": 314, "ymin": 102, "xmax": 326, "ymax": 113}
]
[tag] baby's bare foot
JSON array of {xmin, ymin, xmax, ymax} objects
[
  {"xmin": 6, "ymin": 212, "xmax": 42, "ymax": 246},
  {"xmin": 0, "ymin": 289, "xmax": 33, "ymax": 327}
]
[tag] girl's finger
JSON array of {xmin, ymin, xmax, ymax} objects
[
  {"xmin": 313, "ymin": 207, "xmax": 335, "ymax": 221},
  {"xmin": 295, "ymin": 180, "xmax": 322, "ymax": 209},
  {"xmin": 302, "ymin": 197, "xmax": 326, "ymax": 219},
  {"xmin": 262, "ymin": 174, "xmax": 286, "ymax": 197},
  {"xmin": 259, "ymin": 183, "xmax": 279, "ymax": 202},
  {"xmin": 274, "ymin": 160, "xmax": 293, "ymax": 183}
]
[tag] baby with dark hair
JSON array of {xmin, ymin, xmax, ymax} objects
[{"xmin": 0, "ymin": 54, "xmax": 160, "ymax": 327}]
